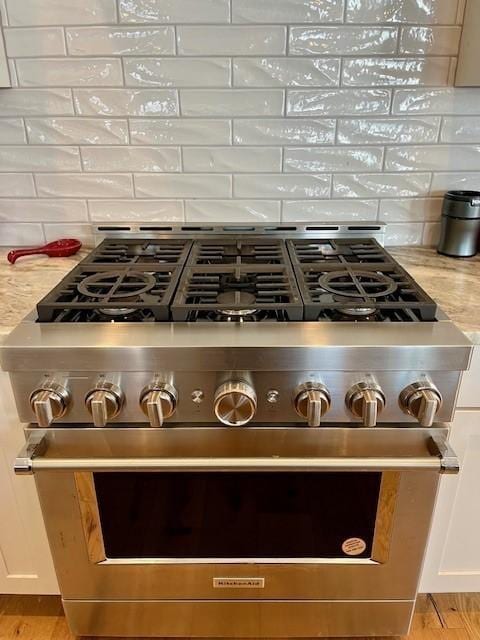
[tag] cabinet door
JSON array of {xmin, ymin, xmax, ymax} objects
[
  {"xmin": 0, "ymin": 369, "xmax": 58, "ymax": 594},
  {"xmin": 420, "ymin": 410, "xmax": 480, "ymax": 592}
]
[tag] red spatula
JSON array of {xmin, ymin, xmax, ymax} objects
[{"xmin": 7, "ymin": 238, "xmax": 82, "ymax": 264}]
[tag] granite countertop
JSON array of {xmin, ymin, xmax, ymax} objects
[{"xmin": 0, "ymin": 247, "xmax": 479, "ymax": 343}]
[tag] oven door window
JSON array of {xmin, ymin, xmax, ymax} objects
[{"xmin": 94, "ymin": 472, "xmax": 382, "ymax": 560}]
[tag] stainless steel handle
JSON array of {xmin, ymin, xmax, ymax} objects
[{"xmin": 14, "ymin": 433, "xmax": 460, "ymax": 475}]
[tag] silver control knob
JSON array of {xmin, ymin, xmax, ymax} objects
[
  {"xmin": 214, "ymin": 381, "xmax": 257, "ymax": 426},
  {"xmin": 294, "ymin": 382, "xmax": 331, "ymax": 427},
  {"xmin": 140, "ymin": 383, "xmax": 177, "ymax": 427},
  {"xmin": 85, "ymin": 382, "xmax": 124, "ymax": 427},
  {"xmin": 399, "ymin": 381, "xmax": 442, "ymax": 427},
  {"xmin": 30, "ymin": 382, "xmax": 70, "ymax": 427},
  {"xmin": 346, "ymin": 381, "xmax": 385, "ymax": 427}
]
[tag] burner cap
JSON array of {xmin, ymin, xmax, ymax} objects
[
  {"xmin": 217, "ymin": 290, "xmax": 258, "ymax": 316},
  {"xmin": 318, "ymin": 270, "xmax": 397, "ymax": 299},
  {"xmin": 77, "ymin": 270, "xmax": 156, "ymax": 299}
]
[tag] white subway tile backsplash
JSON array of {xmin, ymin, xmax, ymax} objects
[
  {"xmin": 66, "ymin": 27, "xmax": 175, "ymax": 56},
  {"xmin": 135, "ymin": 173, "xmax": 232, "ymax": 198},
  {"xmin": 0, "ymin": 223, "xmax": 44, "ymax": 245},
  {"xmin": 26, "ymin": 118, "xmax": 128, "ymax": 145},
  {"xmin": 177, "ymin": 26, "xmax": 286, "ymax": 56},
  {"xmin": 282, "ymin": 199, "xmax": 378, "ymax": 221},
  {"xmin": 345, "ymin": 0, "xmax": 459, "ymax": 25},
  {"xmin": 423, "ymin": 221, "xmax": 441, "ymax": 246},
  {"xmin": 44, "ymin": 223, "xmax": 94, "ymax": 245},
  {"xmin": 430, "ymin": 172, "xmax": 480, "ymax": 194},
  {"xmin": 183, "ymin": 147, "xmax": 282, "ymax": 172},
  {"xmin": 399, "ymin": 26, "xmax": 461, "ymax": 55},
  {"xmin": 119, "ymin": 0, "xmax": 230, "ymax": 24},
  {"xmin": 125, "ymin": 58, "xmax": 231, "ymax": 87},
  {"xmin": 0, "ymin": 119, "xmax": 27, "ymax": 144},
  {"xmin": 16, "ymin": 58, "xmax": 123, "ymax": 88},
  {"xmin": 233, "ymin": 58, "xmax": 340, "ymax": 87},
  {"xmin": 285, "ymin": 147, "xmax": 383, "ymax": 173},
  {"xmin": 36, "ymin": 174, "xmax": 134, "ymax": 198},
  {"xmin": 89, "ymin": 199, "xmax": 184, "ymax": 221},
  {"xmin": 4, "ymin": 27, "xmax": 66, "ymax": 57},
  {"xmin": 342, "ymin": 57, "xmax": 450, "ymax": 87},
  {"xmin": 289, "ymin": 27, "xmax": 398, "ymax": 56},
  {"xmin": 0, "ymin": 199, "xmax": 88, "ymax": 222},
  {"xmin": 0, "ymin": 174, "xmax": 36, "ymax": 197},
  {"xmin": 379, "ymin": 197, "xmax": 442, "ymax": 221},
  {"xmin": 232, "ymin": 0, "xmax": 344, "ymax": 24},
  {"xmin": 6, "ymin": 0, "xmax": 117, "ymax": 26},
  {"xmin": 338, "ymin": 117, "xmax": 440, "ymax": 144},
  {"xmin": 0, "ymin": 146, "xmax": 80, "ymax": 171},
  {"xmin": 185, "ymin": 199, "xmax": 281, "ymax": 222},
  {"xmin": 287, "ymin": 89, "xmax": 391, "ymax": 116},
  {"xmin": 384, "ymin": 222, "xmax": 424, "ymax": 246},
  {"xmin": 234, "ymin": 118, "xmax": 336, "ymax": 145},
  {"xmin": 180, "ymin": 89, "xmax": 284, "ymax": 116},
  {"xmin": 81, "ymin": 146, "xmax": 181, "ymax": 172},
  {"xmin": 333, "ymin": 173, "xmax": 431, "ymax": 198},
  {"xmin": 393, "ymin": 88, "xmax": 480, "ymax": 115},
  {"xmin": 74, "ymin": 89, "xmax": 178, "ymax": 116},
  {"xmin": 440, "ymin": 117, "xmax": 480, "ymax": 143},
  {"xmin": 385, "ymin": 145, "xmax": 480, "ymax": 172},
  {"xmin": 0, "ymin": 89, "xmax": 74, "ymax": 116},
  {"xmin": 130, "ymin": 119, "xmax": 231, "ymax": 145},
  {"xmin": 234, "ymin": 174, "xmax": 331, "ymax": 199}
]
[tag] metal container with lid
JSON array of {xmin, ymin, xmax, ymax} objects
[{"xmin": 438, "ymin": 190, "xmax": 480, "ymax": 258}]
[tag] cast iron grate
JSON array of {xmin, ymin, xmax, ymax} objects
[
  {"xmin": 287, "ymin": 238, "xmax": 395, "ymax": 265},
  {"xmin": 188, "ymin": 239, "xmax": 289, "ymax": 265},
  {"xmin": 81, "ymin": 238, "xmax": 192, "ymax": 265}
]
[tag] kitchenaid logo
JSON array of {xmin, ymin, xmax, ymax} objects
[{"xmin": 213, "ymin": 577, "xmax": 265, "ymax": 588}]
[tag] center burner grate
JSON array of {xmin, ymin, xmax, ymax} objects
[
  {"xmin": 188, "ymin": 239, "xmax": 289, "ymax": 265},
  {"xmin": 36, "ymin": 264, "xmax": 183, "ymax": 322},
  {"xmin": 81, "ymin": 238, "xmax": 192, "ymax": 265},
  {"xmin": 288, "ymin": 238, "xmax": 395, "ymax": 265},
  {"xmin": 171, "ymin": 265, "xmax": 303, "ymax": 322}
]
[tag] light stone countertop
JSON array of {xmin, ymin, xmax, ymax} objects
[{"xmin": 0, "ymin": 247, "xmax": 479, "ymax": 343}]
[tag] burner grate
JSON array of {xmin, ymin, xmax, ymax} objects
[
  {"xmin": 288, "ymin": 238, "xmax": 394, "ymax": 265},
  {"xmin": 81, "ymin": 238, "xmax": 192, "ymax": 265},
  {"xmin": 188, "ymin": 239, "xmax": 289, "ymax": 265}
]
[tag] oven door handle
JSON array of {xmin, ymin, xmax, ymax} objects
[{"xmin": 14, "ymin": 432, "xmax": 459, "ymax": 476}]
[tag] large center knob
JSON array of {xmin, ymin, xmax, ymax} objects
[{"xmin": 214, "ymin": 381, "xmax": 257, "ymax": 426}]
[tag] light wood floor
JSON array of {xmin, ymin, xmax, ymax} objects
[{"xmin": 0, "ymin": 594, "xmax": 479, "ymax": 640}]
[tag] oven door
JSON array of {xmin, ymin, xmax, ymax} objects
[{"xmin": 15, "ymin": 426, "xmax": 457, "ymax": 602}]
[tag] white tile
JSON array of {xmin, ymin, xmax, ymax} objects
[
  {"xmin": 0, "ymin": 173, "xmax": 35, "ymax": 196},
  {"xmin": 0, "ymin": 146, "xmax": 80, "ymax": 171},
  {"xmin": 130, "ymin": 118, "xmax": 231, "ymax": 145},
  {"xmin": 399, "ymin": 26, "xmax": 461, "ymax": 55},
  {"xmin": 234, "ymin": 118, "xmax": 335, "ymax": 145},
  {"xmin": 119, "ymin": 0, "xmax": 229, "ymax": 23},
  {"xmin": 89, "ymin": 199, "xmax": 184, "ymax": 222},
  {"xmin": 7, "ymin": 0, "xmax": 117, "ymax": 25},
  {"xmin": 177, "ymin": 26, "xmax": 286, "ymax": 55},
  {"xmin": 0, "ymin": 89, "xmax": 73, "ymax": 115},
  {"xmin": 290, "ymin": 27, "xmax": 398, "ymax": 55},
  {"xmin": 287, "ymin": 89, "xmax": 391, "ymax": 116},
  {"xmin": 0, "ymin": 223, "xmax": 44, "ymax": 246},
  {"xmin": 385, "ymin": 145, "xmax": 480, "ymax": 172},
  {"xmin": 4, "ymin": 27, "xmax": 66, "ymax": 57},
  {"xmin": 74, "ymin": 89, "xmax": 178, "ymax": 117},
  {"xmin": 135, "ymin": 174, "xmax": 231, "ymax": 198},
  {"xmin": 44, "ymin": 223, "xmax": 94, "ymax": 246},
  {"xmin": 125, "ymin": 58, "xmax": 230, "ymax": 87},
  {"xmin": 183, "ymin": 147, "xmax": 282, "ymax": 172},
  {"xmin": 0, "ymin": 199, "xmax": 88, "ymax": 222},
  {"xmin": 342, "ymin": 57, "xmax": 450, "ymax": 87},
  {"xmin": 282, "ymin": 199, "xmax": 378, "ymax": 222},
  {"xmin": 0, "ymin": 0, "xmax": 8, "ymax": 25},
  {"xmin": 0, "ymin": 118, "xmax": 26, "ymax": 143},
  {"xmin": 423, "ymin": 221, "xmax": 441, "ymax": 246},
  {"xmin": 384, "ymin": 223, "xmax": 423, "ymax": 246},
  {"xmin": 440, "ymin": 117, "xmax": 480, "ymax": 143},
  {"xmin": 345, "ymin": 0, "xmax": 459, "ymax": 24},
  {"xmin": 234, "ymin": 174, "xmax": 331, "ymax": 198},
  {"xmin": 81, "ymin": 146, "xmax": 181, "ymax": 172},
  {"xmin": 430, "ymin": 172, "xmax": 480, "ymax": 194},
  {"xmin": 392, "ymin": 88, "xmax": 480, "ymax": 115},
  {"xmin": 338, "ymin": 117, "xmax": 440, "ymax": 144},
  {"xmin": 16, "ymin": 58, "xmax": 123, "ymax": 87},
  {"xmin": 379, "ymin": 198, "xmax": 442, "ymax": 222},
  {"xmin": 333, "ymin": 173, "xmax": 431, "ymax": 198},
  {"xmin": 185, "ymin": 199, "xmax": 280, "ymax": 223},
  {"xmin": 66, "ymin": 27, "xmax": 175, "ymax": 56},
  {"xmin": 232, "ymin": 0, "xmax": 344, "ymax": 23},
  {"xmin": 36, "ymin": 174, "xmax": 134, "ymax": 198},
  {"xmin": 26, "ymin": 118, "xmax": 128, "ymax": 145},
  {"xmin": 180, "ymin": 90, "xmax": 284, "ymax": 117},
  {"xmin": 284, "ymin": 147, "xmax": 383, "ymax": 172},
  {"xmin": 233, "ymin": 58, "xmax": 340, "ymax": 87}
]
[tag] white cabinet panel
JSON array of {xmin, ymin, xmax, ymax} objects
[{"xmin": 457, "ymin": 345, "xmax": 480, "ymax": 408}]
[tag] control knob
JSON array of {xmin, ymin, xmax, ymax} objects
[
  {"xmin": 214, "ymin": 381, "xmax": 257, "ymax": 426},
  {"xmin": 346, "ymin": 381, "xmax": 385, "ymax": 427},
  {"xmin": 399, "ymin": 381, "xmax": 442, "ymax": 427},
  {"xmin": 294, "ymin": 382, "xmax": 331, "ymax": 427},
  {"xmin": 85, "ymin": 381, "xmax": 124, "ymax": 427},
  {"xmin": 30, "ymin": 382, "xmax": 70, "ymax": 427},
  {"xmin": 140, "ymin": 382, "xmax": 178, "ymax": 427}
]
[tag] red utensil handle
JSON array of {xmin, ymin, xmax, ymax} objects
[{"xmin": 7, "ymin": 247, "xmax": 47, "ymax": 264}]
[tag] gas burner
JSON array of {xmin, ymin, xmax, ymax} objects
[
  {"xmin": 217, "ymin": 291, "xmax": 258, "ymax": 316},
  {"xmin": 318, "ymin": 270, "xmax": 398, "ymax": 299}
]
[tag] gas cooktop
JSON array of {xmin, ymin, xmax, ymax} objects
[{"xmin": 35, "ymin": 237, "xmax": 437, "ymax": 323}]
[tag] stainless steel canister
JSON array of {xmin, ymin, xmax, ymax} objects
[{"xmin": 437, "ymin": 191, "xmax": 480, "ymax": 258}]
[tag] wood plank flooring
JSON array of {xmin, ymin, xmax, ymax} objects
[{"xmin": 0, "ymin": 594, "xmax": 479, "ymax": 640}]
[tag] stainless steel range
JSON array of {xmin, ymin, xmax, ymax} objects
[{"xmin": 0, "ymin": 225, "xmax": 472, "ymax": 638}]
